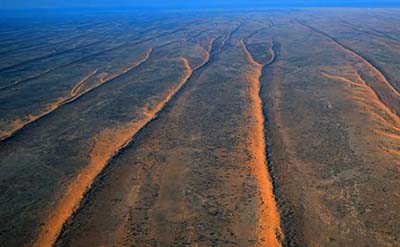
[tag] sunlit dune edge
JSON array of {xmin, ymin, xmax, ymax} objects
[
  {"xmin": 322, "ymin": 70, "xmax": 400, "ymax": 128},
  {"xmin": 240, "ymin": 39, "xmax": 283, "ymax": 247},
  {"xmin": 296, "ymin": 21, "xmax": 400, "ymax": 118},
  {"xmin": 321, "ymin": 70, "xmax": 400, "ymax": 156},
  {"xmin": 0, "ymin": 48, "xmax": 153, "ymax": 143},
  {"xmin": 33, "ymin": 55, "xmax": 193, "ymax": 247}
]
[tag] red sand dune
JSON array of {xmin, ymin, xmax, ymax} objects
[
  {"xmin": 240, "ymin": 39, "xmax": 283, "ymax": 247},
  {"xmin": 0, "ymin": 48, "xmax": 153, "ymax": 142},
  {"xmin": 322, "ymin": 70, "xmax": 400, "ymax": 155},
  {"xmin": 33, "ymin": 55, "xmax": 193, "ymax": 247},
  {"xmin": 297, "ymin": 21, "xmax": 400, "ymax": 116}
]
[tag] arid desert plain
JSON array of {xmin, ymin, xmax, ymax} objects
[{"xmin": 0, "ymin": 8, "xmax": 399, "ymax": 247}]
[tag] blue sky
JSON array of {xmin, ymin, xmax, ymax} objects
[{"xmin": 1, "ymin": 0, "xmax": 400, "ymax": 9}]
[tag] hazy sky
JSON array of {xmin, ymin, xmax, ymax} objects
[{"xmin": 2, "ymin": 0, "xmax": 400, "ymax": 9}]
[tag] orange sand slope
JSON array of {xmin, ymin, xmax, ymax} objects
[{"xmin": 241, "ymin": 39, "xmax": 283, "ymax": 246}]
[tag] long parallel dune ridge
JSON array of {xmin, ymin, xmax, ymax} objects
[
  {"xmin": 322, "ymin": 70, "xmax": 400, "ymax": 122},
  {"xmin": 322, "ymin": 70, "xmax": 400, "ymax": 144},
  {"xmin": 0, "ymin": 40, "xmax": 124, "ymax": 92},
  {"xmin": 240, "ymin": 40, "xmax": 283, "ymax": 247},
  {"xmin": 33, "ymin": 56, "xmax": 193, "ymax": 247},
  {"xmin": 66, "ymin": 48, "xmax": 153, "ymax": 103},
  {"xmin": 296, "ymin": 21, "xmax": 400, "ymax": 115},
  {"xmin": 69, "ymin": 69, "xmax": 99, "ymax": 96},
  {"xmin": 0, "ymin": 48, "xmax": 153, "ymax": 142},
  {"xmin": 0, "ymin": 40, "xmax": 101, "ymax": 73},
  {"xmin": 2, "ymin": 10, "xmax": 400, "ymax": 247},
  {"xmin": 342, "ymin": 21, "xmax": 400, "ymax": 44},
  {"xmin": 197, "ymin": 38, "xmax": 213, "ymax": 69}
]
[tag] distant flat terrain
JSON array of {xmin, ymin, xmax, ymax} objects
[{"xmin": 0, "ymin": 9, "xmax": 399, "ymax": 247}]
